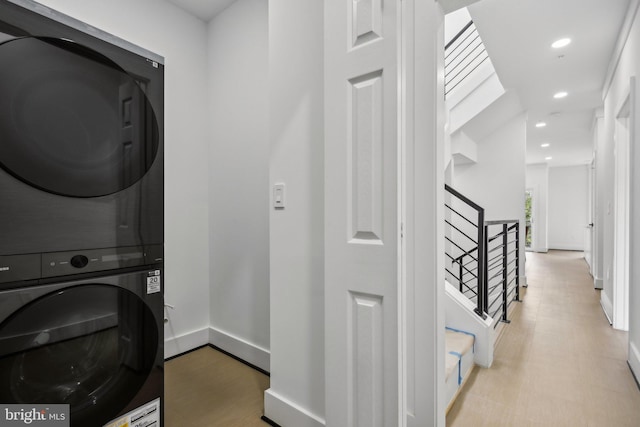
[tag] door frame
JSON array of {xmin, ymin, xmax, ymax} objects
[{"xmin": 612, "ymin": 77, "xmax": 634, "ymax": 331}]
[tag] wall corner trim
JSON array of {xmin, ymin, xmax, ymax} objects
[
  {"xmin": 264, "ymin": 389, "xmax": 325, "ymax": 427},
  {"xmin": 602, "ymin": 0, "xmax": 640, "ymax": 100},
  {"xmin": 209, "ymin": 327, "xmax": 270, "ymax": 373},
  {"xmin": 164, "ymin": 328, "xmax": 210, "ymax": 359}
]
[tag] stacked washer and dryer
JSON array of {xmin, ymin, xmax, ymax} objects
[{"xmin": 0, "ymin": 0, "xmax": 164, "ymax": 426}]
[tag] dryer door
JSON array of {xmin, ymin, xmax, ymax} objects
[
  {"xmin": 0, "ymin": 36, "xmax": 159, "ymax": 198},
  {"xmin": 0, "ymin": 284, "xmax": 159, "ymax": 427}
]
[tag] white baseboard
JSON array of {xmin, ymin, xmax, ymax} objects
[
  {"xmin": 264, "ymin": 389, "xmax": 325, "ymax": 427},
  {"xmin": 209, "ymin": 327, "xmax": 270, "ymax": 372},
  {"xmin": 594, "ymin": 277, "xmax": 604, "ymax": 289},
  {"xmin": 164, "ymin": 328, "xmax": 209, "ymax": 359},
  {"xmin": 629, "ymin": 341, "xmax": 640, "ymax": 382},
  {"xmin": 600, "ymin": 292, "xmax": 613, "ymax": 325},
  {"xmin": 548, "ymin": 244, "xmax": 584, "ymax": 251}
]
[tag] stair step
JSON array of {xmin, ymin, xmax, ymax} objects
[{"xmin": 445, "ymin": 327, "xmax": 476, "ymax": 412}]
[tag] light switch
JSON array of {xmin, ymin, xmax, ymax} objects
[{"xmin": 273, "ymin": 183, "xmax": 285, "ymax": 209}]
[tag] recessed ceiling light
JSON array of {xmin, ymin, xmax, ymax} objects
[
  {"xmin": 552, "ymin": 38, "xmax": 571, "ymax": 49},
  {"xmin": 535, "ymin": 121, "xmax": 547, "ymax": 128},
  {"xmin": 545, "ymin": 156, "xmax": 553, "ymax": 160},
  {"xmin": 541, "ymin": 143, "xmax": 550, "ymax": 148},
  {"xmin": 554, "ymin": 91, "xmax": 568, "ymax": 99}
]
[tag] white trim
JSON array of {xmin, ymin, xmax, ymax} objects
[
  {"xmin": 163, "ymin": 327, "xmax": 271, "ymax": 372},
  {"xmin": 264, "ymin": 389, "xmax": 325, "ymax": 427},
  {"xmin": 547, "ymin": 244, "xmax": 584, "ymax": 251},
  {"xmin": 629, "ymin": 341, "xmax": 640, "ymax": 381},
  {"xmin": 600, "ymin": 292, "xmax": 614, "ymax": 325},
  {"xmin": 594, "ymin": 277, "xmax": 604, "ymax": 290},
  {"xmin": 209, "ymin": 327, "xmax": 270, "ymax": 372},
  {"xmin": 602, "ymin": 0, "xmax": 640, "ymax": 100},
  {"xmin": 164, "ymin": 328, "xmax": 209, "ymax": 359}
]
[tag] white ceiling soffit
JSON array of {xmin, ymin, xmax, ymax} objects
[
  {"xmin": 440, "ymin": 0, "xmax": 483, "ymax": 15},
  {"xmin": 466, "ymin": 0, "xmax": 631, "ymax": 166},
  {"xmin": 166, "ymin": 0, "xmax": 236, "ymax": 22}
]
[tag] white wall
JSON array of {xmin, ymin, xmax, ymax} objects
[
  {"xmin": 601, "ymin": 0, "xmax": 640, "ymax": 375},
  {"xmin": 454, "ymin": 114, "xmax": 527, "ymax": 281},
  {"xmin": 207, "ymin": 0, "xmax": 270, "ymax": 370},
  {"xmin": 547, "ymin": 166, "xmax": 589, "ymax": 251},
  {"xmin": 36, "ymin": 0, "xmax": 212, "ymax": 358},
  {"xmin": 266, "ymin": 0, "xmax": 325, "ymax": 425},
  {"xmin": 526, "ymin": 164, "xmax": 549, "ymax": 252}
]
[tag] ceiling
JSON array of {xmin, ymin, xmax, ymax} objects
[
  {"xmin": 167, "ymin": 0, "xmax": 631, "ymax": 167},
  {"xmin": 165, "ymin": 0, "xmax": 236, "ymax": 22},
  {"xmin": 468, "ymin": 0, "xmax": 632, "ymax": 166}
]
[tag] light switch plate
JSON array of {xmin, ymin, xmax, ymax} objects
[{"xmin": 273, "ymin": 183, "xmax": 285, "ymax": 209}]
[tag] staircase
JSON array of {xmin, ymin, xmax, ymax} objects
[
  {"xmin": 443, "ymin": 184, "xmax": 521, "ymax": 409},
  {"xmin": 445, "ymin": 327, "xmax": 475, "ymax": 411}
]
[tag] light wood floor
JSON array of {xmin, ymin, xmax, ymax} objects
[
  {"xmin": 165, "ymin": 346, "xmax": 270, "ymax": 426},
  {"xmin": 447, "ymin": 250, "xmax": 640, "ymax": 426}
]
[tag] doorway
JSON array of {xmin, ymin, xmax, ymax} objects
[{"xmin": 525, "ymin": 189, "xmax": 533, "ymax": 250}]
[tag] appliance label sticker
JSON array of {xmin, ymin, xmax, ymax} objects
[
  {"xmin": 103, "ymin": 398, "xmax": 160, "ymax": 427},
  {"xmin": 147, "ymin": 270, "xmax": 161, "ymax": 294}
]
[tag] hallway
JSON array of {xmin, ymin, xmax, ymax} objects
[{"xmin": 447, "ymin": 250, "xmax": 640, "ymax": 426}]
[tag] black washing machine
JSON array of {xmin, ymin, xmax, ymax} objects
[
  {"xmin": 0, "ymin": 1, "xmax": 165, "ymax": 426},
  {"xmin": 0, "ymin": 0, "xmax": 164, "ymax": 257},
  {"xmin": 0, "ymin": 248, "xmax": 164, "ymax": 427}
]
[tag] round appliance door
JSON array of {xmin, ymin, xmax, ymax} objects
[
  {"xmin": 0, "ymin": 37, "xmax": 159, "ymax": 198},
  {"xmin": 0, "ymin": 284, "xmax": 159, "ymax": 427}
]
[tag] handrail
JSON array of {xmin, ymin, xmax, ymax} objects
[
  {"xmin": 445, "ymin": 185, "xmax": 486, "ymax": 319},
  {"xmin": 445, "ymin": 184, "xmax": 483, "ymax": 211},
  {"xmin": 445, "ymin": 20, "xmax": 474, "ymax": 51},
  {"xmin": 444, "ymin": 185, "xmax": 521, "ymax": 326}
]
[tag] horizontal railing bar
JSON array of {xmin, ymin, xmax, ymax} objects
[
  {"xmin": 488, "ymin": 245, "xmax": 504, "ymax": 255},
  {"xmin": 445, "ymin": 35, "xmax": 483, "ymax": 76},
  {"xmin": 488, "ymin": 282, "xmax": 504, "ymax": 293},
  {"xmin": 488, "ymin": 254, "xmax": 503, "ymax": 266},
  {"xmin": 445, "ymin": 49, "xmax": 488, "ymax": 91},
  {"xmin": 446, "ymin": 250, "xmax": 479, "ymax": 280},
  {"xmin": 445, "ymin": 236, "xmax": 469, "ymax": 255},
  {"xmin": 446, "ymin": 220, "xmax": 479, "ymax": 245},
  {"xmin": 445, "ymin": 204, "xmax": 478, "ymax": 228},
  {"xmin": 445, "ymin": 55, "xmax": 490, "ymax": 95},
  {"xmin": 462, "ymin": 258, "xmax": 479, "ymax": 268},
  {"xmin": 487, "ymin": 265, "xmax": 503, "ymax": 276},
  {"xmin": 487, "ymin": 231, "xmax": 505, "ymax": 242},
  {"xmin": 488, "ymin": 297, "xmax": 502, "ymax": 313},
  {"xmin": 445, "ymin": 20, "xmax": 474, "ymax": 51},
  {"xmin": 444, "ymin": 32, "xmax": 482, "ymax": 69},
  {"xmin": 454, "ymin": 246, "xmax": 479, "ymax": 263},
  {"xmin": 445, "ymin": 267, "xmax": 462, "ymax": 281},
  {"xmin": 485, "ymin": 220, "xmax": 520, "ymax": 226},
  {"xmin": 491, "ymin": 306, "xmax": 503, "ymax": 319}
]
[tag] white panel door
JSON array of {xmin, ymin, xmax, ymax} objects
[{"xmin": 325, "ymin": 0, "xmax": 401, "ymax": 426}]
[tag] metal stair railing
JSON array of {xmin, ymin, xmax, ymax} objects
[{"xmin": 445, "ymin": 185, "xmax": 521, "ymax": 324}]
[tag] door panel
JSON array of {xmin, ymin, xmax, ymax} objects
[{"xmin": 325, "ymin": 0, "xmax": 400, "ymax": 425}]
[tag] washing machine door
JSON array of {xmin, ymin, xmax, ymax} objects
[
  {"xmin": 0, "ymin": 284, "xmax": 159, "ymax": 427},
  {"xmin": 0, "ymin": 36, "xmax": 159, "ymax": 198}
]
